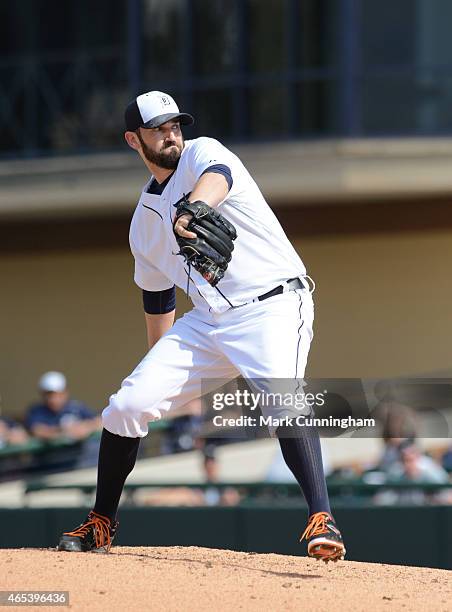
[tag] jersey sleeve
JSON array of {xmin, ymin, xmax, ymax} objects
[
  {"xmin": 186, "ymin": 138, "xmax": 240, "ymax": 199},
  {"xmin": 130, "ymin": 235, "xmax": 174, "ymax": 292}
]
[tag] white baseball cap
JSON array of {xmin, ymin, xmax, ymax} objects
[
  {"xmin": 125, "ymin": 91, "xmax": 194, "ymax": 131},
  {"xmin": 38, "ymin": 371, "xmax": 67, "ymax": 393}
]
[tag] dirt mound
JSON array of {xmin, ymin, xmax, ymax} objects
[{"xmin": 1, "ymin": 547, "xmax": 450, "ymax": 611}]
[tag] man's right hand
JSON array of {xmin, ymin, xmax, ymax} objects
[{"xmin": 173, "ymin": 213, "xmax": 197, "ymax": 239}]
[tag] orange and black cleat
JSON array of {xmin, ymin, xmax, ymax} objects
[
  {"xmin": 300, "ymin": 511, "xmax": 346, "ymax": 563},
  {"xmin": 57, "ymin": 510, "xmax": 119, "ymax": 553}
]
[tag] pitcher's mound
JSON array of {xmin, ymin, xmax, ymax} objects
[{"xmin": 1, "ymin": 546, "xmax": 450, "ymax": 611}]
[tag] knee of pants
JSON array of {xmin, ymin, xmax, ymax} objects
[{"xmin": 102, "ymin": 386, "xmax": 163, "ymax": 438}]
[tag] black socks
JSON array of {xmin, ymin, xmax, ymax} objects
[
  {"xmin": 93, "ymin": 428, "xmax": 140, "ymax": 521},
  {"xmin": 276, "ymin": 423, "xmax": 331, "ymax": 516},
  {"xmin": 92, "ymin": 425, "xmax": 330, "ymax": 521}
]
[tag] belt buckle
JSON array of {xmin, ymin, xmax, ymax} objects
[
  {"xmin": 253, "ymin": 275, "xmax": 314, "ymax": 305},
  {"xmin": 257, "ymin": 285, "xmax": 283, "ymax": 302},
  {"xmin": 285, "ymin": 276, "xmax": 313, "ymax": 293}
]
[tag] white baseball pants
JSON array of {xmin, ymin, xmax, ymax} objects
[{"xmin": 102, "ymin": 287, "xmax": 314, "ymax": 438}]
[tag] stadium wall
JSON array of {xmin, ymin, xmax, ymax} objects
[
  {"xmin": 1, "ymin": 220, "xmax": 452, "ymax": 417},
  {"xmin": 0, "ymin": 505, "xmax": 451, "ymax": 569}
]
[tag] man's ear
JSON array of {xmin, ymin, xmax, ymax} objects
[{"xmin": 124, "ymin": 131, "xmax": 141, "ymax": 151}]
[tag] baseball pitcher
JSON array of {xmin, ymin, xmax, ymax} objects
[{"xmin": 58, "ymin": 91, "xmax": 345, "ymax": 562}]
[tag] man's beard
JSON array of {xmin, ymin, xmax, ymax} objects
[{"xmin": 137, "ymin": 132, "xmax": 183, "ymax": 169}]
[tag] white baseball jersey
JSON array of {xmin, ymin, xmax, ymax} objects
[{"xmin": 129, "ymin": 136, "xmax": 307, "ymax": 313}]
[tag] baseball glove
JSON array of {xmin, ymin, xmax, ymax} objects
[{"xmin": 173, "ymin": 197, "xmax": 237, "ymax": 286}]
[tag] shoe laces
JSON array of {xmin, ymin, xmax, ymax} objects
[
  {"xmin": 64, "ymin": 511, "xmax": 112, "ymax": 548},
  {"xmin": 300, "ymin": 511, "xmax": 333, "ymax": 541}
]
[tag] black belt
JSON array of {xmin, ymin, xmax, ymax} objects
[{"xmin": 256, "ymin": 277, "xmax": 305, "ymax": 302}]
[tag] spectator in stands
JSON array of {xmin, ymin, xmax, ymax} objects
[
  {"xmin": 372, "ymin": 382, "xmax": 419, "ymax": 435},
  {"xmin": 0, "ymin": 393, "xmax": 29, "ymax": 448},
  {"xmin": 0, "ymin": 416, "xmax": 29, "ymax": 448},
  {"xmin": 388, "ymin": 440, "xmax": 449, "ymax": 484},
  {"xmin": 374, "ymin": 440, "xmax": 451, "ymax": 505},
  {"xmin": 371, "ymin": 382, "xmax": 419, "ymax": 473},
  {"xmin": 376, "ymin": 436, "xmax": 413, "ymax": 473},
  {"xmin": 0, "ymin": 395, "xmax": 31, "ymax": 480},
  {"xmin": 25, "ymin": 371, "xmax": 101, "ymax": 442},
  {"xmin": 160, "ymin": 414, "xmax": 202, "ymax": 455},
  {"xmin": 198, "ymin": 440, "xmax": 240, "ymax": 506},
  {"xmin": 442, "ymin": 445, "xmax": 452, "ymax": 473}
]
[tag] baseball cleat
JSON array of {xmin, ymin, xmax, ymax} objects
[
  {"xmin": 300, "ymin": 511, "xmax": 346, "ymax": 563},
  {"xmin": 57, "ymin": 510, "xmax": 118, "ymax": 553}
]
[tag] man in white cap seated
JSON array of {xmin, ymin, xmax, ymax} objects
[{"xmin": 25, "ymin": 372, "xmax": 101, "ymax": 442}]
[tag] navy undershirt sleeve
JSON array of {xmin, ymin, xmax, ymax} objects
[
  {"xmin": 201, "ymin": 164, "xmax": 233, "ymax": 191},
  {"xmin": 142, "ymin": 286, "xmax": 176, "ymax": 314}
]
